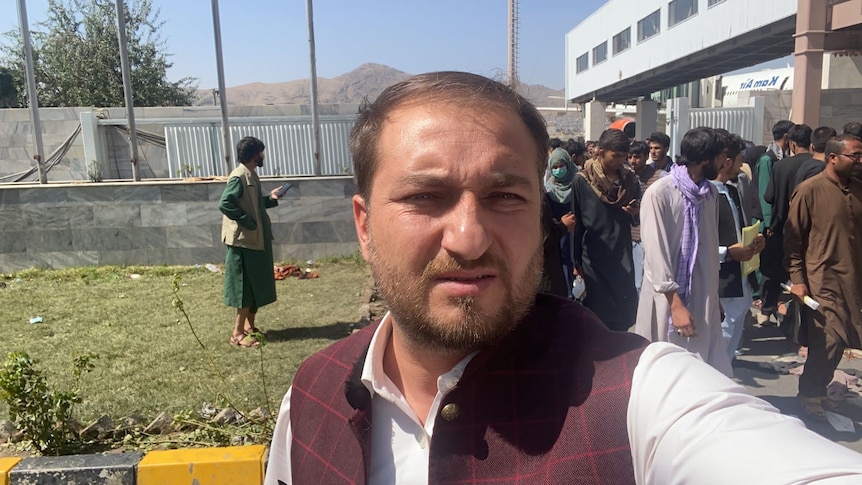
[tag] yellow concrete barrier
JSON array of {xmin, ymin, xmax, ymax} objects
[
  {"xmin": 0, "ymin": 457, "xmax": 21, "ymax": 485},
  {"xmin": 138, "ymin": 445, "xmax": 266, "ymax": 485}
]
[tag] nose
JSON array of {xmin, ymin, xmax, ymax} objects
[{"xmin": 440, "ymin": 193, "xmax": 492, "ymax": 261}]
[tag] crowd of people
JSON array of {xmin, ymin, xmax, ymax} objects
[{"xmin": 543, "ymin": 120, "xmax": 862, "ymax": 418}]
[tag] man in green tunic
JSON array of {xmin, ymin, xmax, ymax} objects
[{"xmin": 219, "ymin": 136, "xmax": 280, "ymax": 347}]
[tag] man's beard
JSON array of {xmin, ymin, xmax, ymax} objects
[
  {"xmin": 702, "ymin": 161, "xmax": 719, "ymax": 181},
  {"xmin": 367, "ymin": 240, "xmax": 543, "ymax": 354},
  {"xmin": 256, "ymin": 156, "xmax": 264, "ymax": 167}
]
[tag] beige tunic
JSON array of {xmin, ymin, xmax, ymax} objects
[
  {"xmin": 785, "ymin": 172, "xmax": 862, "ymax": 348},
  {"xmin": 634, "ymin": 176, "xmax": 732, "ymax": 377}
]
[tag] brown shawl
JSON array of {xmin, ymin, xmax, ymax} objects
[{"xmin": 578, "ymin": 158, "xmax": 639, "ymax": 209}]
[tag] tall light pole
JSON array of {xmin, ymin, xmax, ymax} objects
[
  {"xmin": 306, "ymin": 0, "xmax": 322, "ymax": 176},
  {"xmin": 211, "ymin": 0, "xmax": 232, "ymax": 173},
  {"xmin": 16, "ymin": 0, "xmax": 47, "ymax": 184},
  {"xmin": 115, "ymin": 0, "xmax": 140, "ymax": 181}
]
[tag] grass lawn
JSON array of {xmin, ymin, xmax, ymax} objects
[{"xmin": 0, "ymin": 257, "xmax": 370, "ymax": 424}]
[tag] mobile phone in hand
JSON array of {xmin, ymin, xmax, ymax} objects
[{"xmin": 275, "ymin": 183, "xmax": 294, "ymax": 197}]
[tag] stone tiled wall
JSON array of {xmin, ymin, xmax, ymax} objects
[{"xmin": 0, "ymin": 177, "xmax": 358, "ymax": 272}]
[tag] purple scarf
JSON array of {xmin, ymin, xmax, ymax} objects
[{"xmin": 670, "ymin": 163, "xmax": 713, "ymax": 305}]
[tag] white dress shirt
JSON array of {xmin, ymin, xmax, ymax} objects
[{"xmin": 266, "ymin": 313, "xmax": 862, "ymax": 485}]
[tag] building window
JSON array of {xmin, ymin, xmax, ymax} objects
[
  {"xmin": 708, "ymin": 0, "xmax": 726, "ymax": 6},
  {"xmin": 593, "ymin": 42, "xmax": 608, "ymax": 65},
  {"xmin": 613, "ymin": 28, "xmax": 631, "ymax": 55},
  {"xmin": 669, "ymin": 0, "xmax": 698, "ymax": 27},
  {"xmin": 576, "ymin": 53, "xmax": 589, "ymax": 73},
  {"xmin": 638, "ymin": 10, "xmax": 661, "ymax": 42}
]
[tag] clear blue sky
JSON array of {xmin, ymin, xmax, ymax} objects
[
  {"xmin": 2, "ymin": 0, "xmax": 610, "ymax": 90},
  {"xmin": 2, "ymin": 0, "xmax": 791, "ymax": 90}
]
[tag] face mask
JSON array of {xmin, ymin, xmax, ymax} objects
[{"xmin": 552, "ymin": 166, "xmax": 568, "ymax": 179}]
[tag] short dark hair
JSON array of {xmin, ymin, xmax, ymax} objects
[
  {"xmin": 725, "ymin": 133, "xmax": 746, "ymax": 160},
  {"xmin": 772, "ymin": 120, "xmax": 795, "ymax": 141},
  {"xmin": 647, "ymin": 132, "xmax": 670, "ymax": 148},
  {"xmin": 628, "ymin": 141, "xmax": 649, "ymax": 157},
  {"xmin": 349, "ymin": 71, "xmax": 548, "ymax": 199},
  {"xmin": 825, "ymin": 133, "xmax": 862, "ymax": 159},
  {"xmin": 811, "ymin": 126, "xmax": 837, "ymax": 153},
  {"xmin": 787, "ymin": 124, "xmax": 813, "ymax": 148},
  {"xmin": 565, "ymin": 139, "xmax": 587, "ymax": 157},
  {"xmin": 236, "ymin": 136, "xmax": 265, "ymax": 164},
  {"xmin": 549, "ymin": 138, "xmax": 564, "ymax": 150},
  {"xmin": 679, "ymin": 127, "xmax": 725, "ymax": 165},
  {"xmin": 598, "ymin": 129, "xmax": 630, "ymax": 153},
  {"xmin": 842, "ymin": 122, "xmax": 862, "ymax": 138}
]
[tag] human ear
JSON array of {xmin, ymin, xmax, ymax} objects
[{"xmin": 353, "ymin": 194, "xmax": 371, "ymax": 262}]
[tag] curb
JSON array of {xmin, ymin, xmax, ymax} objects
[{"xmin": 0, "ymin": 445, "xmax": 267, "ymax": 485}]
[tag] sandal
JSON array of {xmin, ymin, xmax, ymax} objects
[
  {"xmin": 230, "ymin": 334, "xmax": 260, "ymax": 348},
  {"xmin": 799, "ymin": 395, "xmax": 828, "ymax": 420}
]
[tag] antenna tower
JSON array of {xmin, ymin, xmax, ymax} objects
[{"xmin": 508, "ymin": 0, "xmax": 519, "ymax": 91}]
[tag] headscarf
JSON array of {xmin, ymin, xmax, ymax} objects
[
  {"xmin": 577, "ymin": 157, "xmax": 639, "ymax": 209},
  {"xmin": 546, "ymin": 147, "xmax": 576, "ymax": 204},
  {"xmin": 669, "ymin": 162, "xmax": 713, "ymax": 306}
]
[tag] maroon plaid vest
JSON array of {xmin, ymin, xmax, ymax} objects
[{"xmin": 289, "ymin": 294, "xmax": 648, "ymax": 484}]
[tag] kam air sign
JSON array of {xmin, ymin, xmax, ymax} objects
[{"xmin": 738, "ymin": 75, "xmax": 781, "ymax": 90}]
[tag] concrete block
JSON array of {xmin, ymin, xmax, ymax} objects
[
  {"xmin": 165, "ymin": 225, "xmax": 217, "ymax": 248},
  {"xmin": 23, "ymin": 229, "xmax": 74, "ymax": 252},
  {"xmin": 72, "ymin": 227, "xmax": 166, "ymax": 251},
  {"xmin": 160, "ymin": 183, "xmax": 208, "ymax": 203},
  {"xmin": 98, "ymin": 249, "xmax": 151, "ymax": 266},
  {"xmin": 327, "ymin": 242, "xmax": 361, "ymax": 257},
  {"xmin": 34, "ymin": 251, "xmax": 100, "ymax": 269},
  {"xmin": 17, "ymin": 187, "xmax": 68, "ymax": 205},
  {"xmin": 185, "ymin": 202, "xmax": 224, "ymax": 226},
  {"xmin": 137, "ymin": 445, "xmax": 265, "ymax": 485},
  {"xmin": 296, "ymin": 179, "xmax": 345, "ymax": 197},
  {"xmin": 270, "ymin": 222, "xmax": 303, "ymax": 245},
  {"xmin": 321, "ymin": 197, "xmax": 354, "ymax": 220},
  {"xmin": 0, "ymin": 109, "xmax": 31, "ymax": 122},
  {"xmin": 66, "ymin": 186, "xmax": 117, "ymax": 204},
  {"xmin": 302, "ymin": 221, "xmax": 340, "ymax": 244},
  {"xmin": 277, "ymin": 202, "xmax": 323, "ymax": 223},
  {"xmin": 0, "ymin": 189, "xmax": 20, "ymax": 205},
  {"xmin": 0, "ymin": 231, "xmax": 27, "ymax": 254},
  {"xmin": 208, "ymin": 182, "xmax": 228, "ymax": 202},
  {"xmin": 140, "ymin": 203, "xmax": 189, "ymax": 227},
  {"xmin": 114, "ymin": 185, "xmax": 161, "ymax": 203},
  {"xmin": 9, "ymin": 451, "xmax": 142, "ymax": 485},
  {"xmin": 0, "ymin": 208, "xmax": 22, "ymax": 231},
  {"xmin": 21, "ymin": 205, "xmax": 94, "ymax": 230},
  {"xmin": 91, "ymin": 204, "xmax": 142, "ymax": 228},
  {"xmin": 0, "ymin": 253, "xmax": 37, "ymax": 272}
]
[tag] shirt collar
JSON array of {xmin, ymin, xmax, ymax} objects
[{"xmin": 360, "ymin": 312, "xmax": 478, "ymax": 401}]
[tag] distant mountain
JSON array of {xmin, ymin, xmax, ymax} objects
[{"xmin": 195, "ymin": 63, "xmax": 565, "ymax": 108}]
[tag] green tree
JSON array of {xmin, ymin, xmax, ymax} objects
[{"xmin": 1, "ymin": 0, "xmax": 196, "ymax": 107}]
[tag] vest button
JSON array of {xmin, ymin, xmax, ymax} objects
[{"xmin": 441, "ymin": 403, "xmax": 460, "ymax": 421}]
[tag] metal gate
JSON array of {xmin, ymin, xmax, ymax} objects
[
  {"xmin": 165, "ymin": 115, "xmax": 356, "ymax": 178},
  {"xmin": 665, "ymin": 97, "xmax": 765, "ymax": 158}
]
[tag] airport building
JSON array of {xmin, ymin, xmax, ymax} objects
[{"xmin": 564, "ymin": 0, "xmax": 862, "ymax": 144}]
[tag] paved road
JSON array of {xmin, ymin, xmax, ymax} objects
[{"xmin": 734, "ymin": 315, "xmax": 862, "ymax": 454}]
